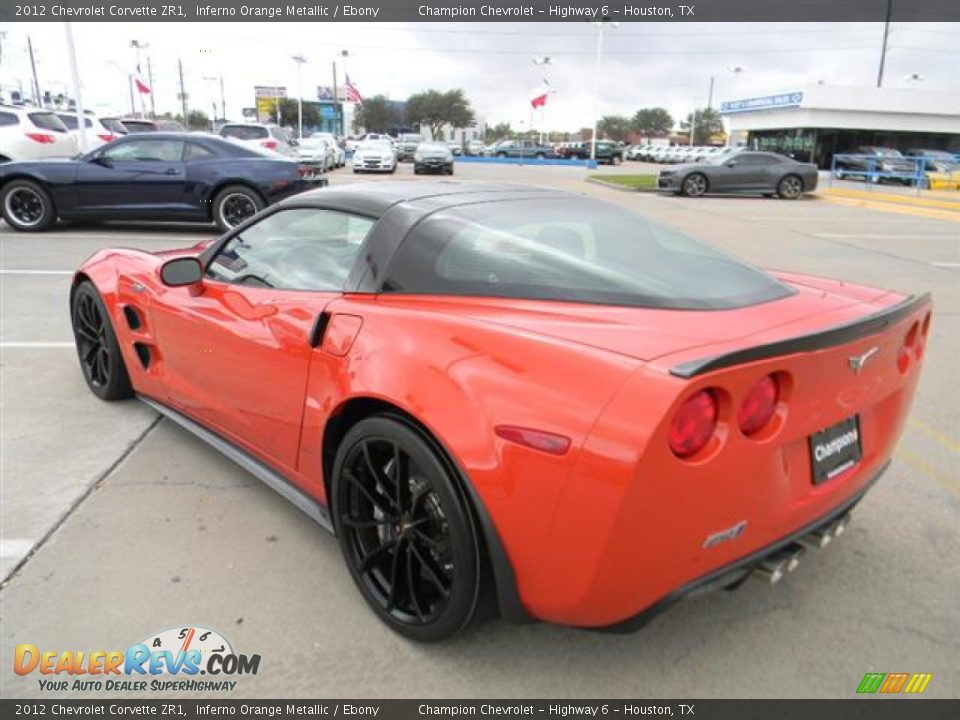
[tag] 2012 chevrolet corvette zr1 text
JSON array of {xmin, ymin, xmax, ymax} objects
[{"xmin": 70, "ymin": 182, "xmax": 931, "ymax": 641}]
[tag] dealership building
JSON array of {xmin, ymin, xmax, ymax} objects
[{"xmin": 721, "ymin": 86, "xmax": 960, "ymax": 168}]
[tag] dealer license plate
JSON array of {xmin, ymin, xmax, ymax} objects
[{"xmin": 809, "ymin": 415, "xmax": 863, "ymax": 484}]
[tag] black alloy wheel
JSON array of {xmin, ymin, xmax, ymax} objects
[
  {"xmin": 1, "ymin": 179, "xmax": 56, "ymax": 231},
  {"xmin": 682, "ymin": 173, "xmax": 708, "ymax": 197},
  {"xmin": 71, "ymin": 281, "xmax": 133, "ymax": 401},
  {"xmin": 212, "ymin": 185, "xmax": 264, "ymax": 232},
  {"xmin": 333, "ymin": 416, "xmax": 480, "ymax": 642}
]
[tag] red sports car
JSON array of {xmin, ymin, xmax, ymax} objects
[{"xmin": 71, "ymin": 182, "xmax": 931, "ymax": 641}]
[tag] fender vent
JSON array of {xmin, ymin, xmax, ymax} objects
[
  {"xmin": 133, "ymin": 342, "xmax": 151, "ymax": 369},
  {"xmin": 123, "ymin": 306, "xmax": 142, "ymax": 331}
]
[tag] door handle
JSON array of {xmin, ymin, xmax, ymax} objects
[{"xmin": 165, "ymin": 168, "xmax": 178, "ymax": 175}]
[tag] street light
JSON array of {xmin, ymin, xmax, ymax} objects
[
  {"xmin": 292, "ymin": 54, "xmax": 308, "ymax": 139},
  {"xmin": 590, "ymin": 19, "xmax": 618, "ymax": 162},
  {"xmin": 202, "ymin": 76, "xmax": 219, "ymax": 130},
  {"xmin": 130, "ymin": 40, "xmax": 149, "ymax": 117},
  {"xmin": 532, "ymin": 56, "xmax": 552, "ymax": 145}
]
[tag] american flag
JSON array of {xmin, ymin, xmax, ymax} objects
[{"xmin": 345, "ymin": 75, "xmax": 363, "ymax": 105}]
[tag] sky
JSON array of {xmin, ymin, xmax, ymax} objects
[{"xmin": 0, "ymin": 21, "xmax": 957, "ymax": 132}]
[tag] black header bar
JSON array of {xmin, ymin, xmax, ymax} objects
[{"xmin": 2, "ymin": 0, "xmax": 959, "ymax": 23}]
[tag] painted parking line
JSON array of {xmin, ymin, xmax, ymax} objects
[
  {"xmin": 811, "ymin": 233, "xmax": 960, "ymax": 240},
  {"xmin": 909, "ymin": 418, "xmax": 960, "ymax": 455},
  {"xmin": 932, "ymin": 262, "xmax": 960, "ymax": 268},
  {"xmin": 896, "ymin": 448, "xmax": 960, "ymax": 500},
  {"xmin": 817, "ymin": 195, "xmax": 960, "ymax": 223}
]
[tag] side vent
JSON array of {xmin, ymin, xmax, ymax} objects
[
  {"xmin": 310, "ymin": 311, "xmax": 331, "ymax": 348},
  {"xmin": 123, "ymin": 305, "xmax": 142, "ymax": 331},
  {"xmin": 133, "ymin": 342, "xmax": 151, "ymax": 369}
]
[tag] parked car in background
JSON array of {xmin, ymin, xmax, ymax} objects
[
  {"xmin": 99, "ymin": 117, "xmax": 131, "ymax": 137},
  {"xmin": 413, "ymin": 142, "xmax": 454, "ymax": 175},
  {"xmin": 352, "ymin": 139, "xmax": 397, "ymax": 173},
  {"xmin": 658, "ymin": 150, "xmax": 817, "ymax": 199},
  {"xmin": 560, "ymin": 140, "xmax": 623, "ymax": 165},
  {"xmin": 0, "ymin": 133, "xmax": 325, "ymax": 232},
  {"xmin": 487, "ymin": 139, "xmax": 555, "ymax": 159},
  {"xmin": 310, "ymin": 132, "xmax": 346, "ymax": 167},
  {"xmin": 55, "ymin": 111, "xmax": 122, "ymax": 150},
  {"xmin": 220, "ymin": 122, "xmax": 296, "ymax": 157},
  {"xmin": 465, "ymin": 140, "xmax": 485, "ymax": 156},
  {"xmin": 446, "ymin": 141, "xmax": 463, "ymax": 156},
  {"xmin": 904, "ymin": 148, "xmax": 960, "ymax": 173},
  {"xmin": 296, "ymin": 137, "xmax": 336, "ymax": 171},
  {"xmin": 834, "ymin": 146, "xmax": 917, "ymax": 185},
  {"xmin": 0, "ymin": 105, "xmax": 79, "ymax": 162},
  {"xmin": 395, "ymin": 133, "xmax": 424, "ymax": 161},
  {"xmin": 119, "ymin": 118, "xmax": 186, "ymax": 133}
]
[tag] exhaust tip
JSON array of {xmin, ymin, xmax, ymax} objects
[
  {"xmin": 800, "ymin": 527, "xmax": 833, "ymax": 549},
  {"xmin": 753, "ymin": 545, "xmax": 804, "ymax": 585}
]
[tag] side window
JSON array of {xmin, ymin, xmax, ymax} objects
[
  {"xmin": 184, "ymin": 143, "xmax": 215, "ymax": 161},
  {"xmin": 102, "ymin": 140, "xmax": 184, "ymax": 162},
  {"xmin": 206, "ymin": 209, "xmax": 375, "ymax": 291},
  {"xmin": 0, "ymin": 112, "xmax": 19, "ymax": 127}
]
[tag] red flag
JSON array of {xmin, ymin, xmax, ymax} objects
[
  {"xmin": 134, "ymin": 76, "xmax": 151, "ymax": 95},
  {"xmin": 530, "ymin": 82, "xmax": 549, "ymax": 109}
]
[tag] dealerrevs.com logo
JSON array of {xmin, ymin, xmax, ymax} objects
[{"xmin": 14, "ymin": 625, "xmax": 260, "ymax": 692}]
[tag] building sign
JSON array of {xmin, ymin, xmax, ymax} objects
[
  {"xmin": 254, "ymin": 85, "xmax": 286, "ymax": 123},
  {"xmin": 721, "ymin": 92, "xmax": 803, "ymax": 114}
]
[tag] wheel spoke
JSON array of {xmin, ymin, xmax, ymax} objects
[
  {"xmin": 411, "ymin": 527, "xmax": 447, "ymax": 553},
  {"xmin": 405, "ymin": 543, "xmax": 425, "ymax": 622},
  {"xmin": 83, "ymin": 342, "xmax": 99, "ymax": 365},
  {"xmin": 340, "ymin": 516, "xmax": 390, "ymax": 529},
  {"xmin": 344, "ymin": 470, "xmax": 392, "ymax": 517},
  {"xmin": 384, "ymin": 537, "xmax": 404, "ymax": 611},
  {"xmin": 409, "ymin": 541, "xmax": 450, "ymax": 597},
  {"xmin": 391, "ymin": 442, "xmax": 409, "ymax": 511},
  {"xmin": 357, "ymin": 538, "xmax": 397, "ymax": 575}
]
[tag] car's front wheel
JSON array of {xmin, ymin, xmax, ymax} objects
[
  {"xmin": 681, "ymin": 173, "xmax": 708, "ymax": 197},
  {"xmin": 777, "ymin": 174, "xmax": 804, "ymax": 199},
  {"xmin": 212, "ymin": 185, "xmax": 264, "ymax": 232},
  {"xmin": 71, "ymin": 281, "xmax": 133, "ymax": 401},
  {"xmin": 332, "ymin": 415, "xmax": 481, "ymax": 642},
  {"xmin": 1, "ymin": 179, "xmax": 56, "ymax": 231}
]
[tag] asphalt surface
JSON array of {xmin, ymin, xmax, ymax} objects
[{"xmin": 1, "ymin": 161, "xmax": 958, "ymax": 699}]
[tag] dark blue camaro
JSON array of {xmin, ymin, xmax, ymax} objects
[{"xmin": 0, "ymin": 132, "xmax": 326, "ymax": 232}]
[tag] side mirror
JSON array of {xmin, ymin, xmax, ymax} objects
[
  {"xmin": 160, "ymin": 257, "xmax": 203, "ymax": 287},
  {"xmin": 91, "ymin": 155, "xmax": 113, "ymax": 168},
  {"xmin": 289, "ymin": 139, "xmax": 299, "ymax": 147},
  {"xmin": 726, "ymin": 160, "xmax": 738, "ymax": 167}
]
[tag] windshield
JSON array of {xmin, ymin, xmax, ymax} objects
[
  {"xmin": 871, "ymin": 147, "xmax": 903, "ymax": 157},
  {"xmin": 121, "ymin": 120, "xmax": 158, "ymax": 132},
  {"xmin": 417, "ymin": 143, "xmax": 448, "ymax": 153},
  {"xmin": 382, "ymin": 197, "xmax": 792, "ymax": 310},
  {"xmin": 358, "ymin": 141, "xmax": 390, "ymax": 151},
  {"xmin": 401, "ymin": 134, "xmax": 423, "ymax": 142},
  {"xmin": 222, "ymin": 125, "xmax": 269, "ymax": 140}
]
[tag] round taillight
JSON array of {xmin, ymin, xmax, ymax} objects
[
  {"xmin": 897, "ymin": 347, "xmax": 911, "ymax": 374},
  {"xmin": 669, "ymin": 389, "xmax": 718, "ymax": 459},
  {"xmin": 738, "ymin": 374, "xmax": 779, "ymax": 436}
]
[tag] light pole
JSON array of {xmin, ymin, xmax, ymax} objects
[
  {"xmin": 590, "ymin": 19, "xmax": 618, "ymax": 162},
  {"xmin": 532, "ymin": 56, "xmax": 551, "ymax": 145},
  {"xmin": 292, "ymin": 54, "xmax": 307, "ymax": 139},
  {"xmin": 130, "ymin": 40, "xmax": 148, "ymax": 117},
  {"xmin": 202, "ymin": 76, "xmax": 218, "ymax": 129},
  {"xmin": 64, "ymin": 23, "xmax": 87, "ymax": 152}
]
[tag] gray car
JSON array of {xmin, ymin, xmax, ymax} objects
[{"xmin": 658, "ymin": 151, "xmax": 819, "ymax": 199}]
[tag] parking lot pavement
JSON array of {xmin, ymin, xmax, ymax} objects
[{"xmin": 1, "ymin": 163, "xmax": 958, "ymax": 698}]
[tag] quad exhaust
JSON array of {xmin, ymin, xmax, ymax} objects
[{"xmin": 751, "ymin": 513, "xmax": 853, "ymax": 585}]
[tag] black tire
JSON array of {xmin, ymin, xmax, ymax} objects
[
  {"xmin": 332, "ymin": 415, "xmax": 481, "ymax": 642},
  {"xmin": 777, "ymin": 174, "xmax": 804, "ymax": 200},
  {"xmin": 681, "ymin": 172, "xmax": 708, "ymax": 197},
  {"xmin": 496, "ymin": 152, "xmax": 507, "ymax": 158},
  {"xmin": 535, "ymin": 153, "xmax": 545, "ymax": 160},
  {"xmin": 1, "ymin": 179, "xmax": 56, "ymax": 231},
  {"xmin": 447, "ymin": 167, "xmax": 454, "ymax": 176},
  {"xmin": 413, "ymin": 167, "xmax": 421, "ymax": 175},
  {"xmin": 71, "ymin": 281, "xmax": 133, "ymax": 401},
  {"xmin": 212, "ymin": 185, "xmax": 264, "ymax": 232},
  {"xmin": 612, "ymin": 155, "xmax": 622, "ymax": 166}
]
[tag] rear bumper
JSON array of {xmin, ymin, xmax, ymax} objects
[{"xmin": 599, "ymin": 461, "xmax": 886, "ymax": 633}]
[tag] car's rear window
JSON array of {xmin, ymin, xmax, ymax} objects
[
  {"xmin": 121, "ymin": 120, "xmax": 157, "ymax": 132},
  {"xmin": 100, "ymin": 118, "xmax": 128, "ymax": 134},
  {"xmin": 56, "ymin": 113, "xmax": 93, "ymax": 130},
  {"xmin": 382, "ymin": 198, "xmax": 793, "ymax": 310},
  {"xmin": 222, "ymin": 125, "xmax": 269, "ymax": 140},
  {"xmin": 29, "ymin": 112, "xmax": 68, "ymax": 132}
]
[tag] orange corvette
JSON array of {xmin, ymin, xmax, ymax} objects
[{"xmin": 71, "ymin": 183, "xmax": 931, "ymax": 641}]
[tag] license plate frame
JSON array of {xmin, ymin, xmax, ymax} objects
[{"xmin": 809, "ymin": 415, "xmax": 863, "ymax": 484}]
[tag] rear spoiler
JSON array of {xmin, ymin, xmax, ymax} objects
[{"xmin": 670, "ymin": 292, "xmax": 932, "ymax": 379}]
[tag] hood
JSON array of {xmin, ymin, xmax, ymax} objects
[{"xmin": 382, "ymin": 272, "xmax": 898, "ymax": 366}]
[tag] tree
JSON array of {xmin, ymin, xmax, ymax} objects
[
  {"xmin": 681, "ymin": 107, "xmax": 723, "ymax": 145},
  {"xmin": 353, "ymin": 95, "xmax": 397, "ymax": 133},
  {"xmin": 405, "ymin": 89, "xmax": 474, "ymax": 141},
  {"xmin": 632, "ymin": 107, "xmax": 674, "ymax": 136},
  {"xmin": 597, "ymin": 115, "xmax": 632, "ymax": 142},
  {"xmin": 278, "ymin": 98, "xmax": 320, "ymax": 131},
  {"xmin": 485, "ymin": 122, "xmax": 512, "ymax": 143},
  {"xmin": 185, "ymin": 109, "xmax": 209, "ymax": 130}
]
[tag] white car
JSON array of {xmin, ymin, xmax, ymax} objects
[
  {"xmin": 309, "ymin": 132, "xmax": 345, "ymax": 167},
  {"xmin": 219, "ymin": 122, "xmax": 296, "ymax": 157},
  {"xmin": 296, "ymin": 137, "xmax": 335, "ymax": 170},
  {"xmin": 352, "ymin": 139, "xmax": 397, "ymax": 173},
  {"xmin": 55, "ymin": 111, "xmax": 122, "ymax": 151},
  {"xmin": 0, "ymin": 106, "xmax": 79, "ymax": 162}
]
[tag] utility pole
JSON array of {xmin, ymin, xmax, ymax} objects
[
  {"xmin": 332, "ymin": 61, "xmax": 339, "ymax": 135},
  {"xmin": 707, "ymin": 76, "xmax": 715, "ymax": 109},
  {"xmin": 27, "ymin": 36, "xmax": 41, "ymax": 105},
  {"xmin": 127, "ymin": 75, "xmax": 135, "ymax": 115},
  {"xmin": 590, "ymin": 20, "xmax": 618, "ymax": 161},
  {"xmin": 877, "ymin": 0, "xmax": 893, "ymax": 88},
  {"xmin": 63, "ymin": 23, "xmax": 87, "ymax": 152},
  {"xmin": 146, "ymin": 56, "xmax": 156, "ymax": 118},
  {"xmin": 292, "ymin": 54, "xmax": 307, "ymax": 139},
  {"xmin": 178, "ymin": 58, "xmax": 188, "ymax": 124},
  {"xmin": 219, "ymin": 75, "xmax": 226, "ymax": 122}
]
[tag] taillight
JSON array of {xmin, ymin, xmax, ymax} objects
[
  {"xmin": 297, "ymin": 165, "xmax": 313, "ymax": 178},
  {"xmin": 495, "ymin": 425, "xmax": 571, "ymax": 456},
  {"xmin": 97, "ymin": 133, "xmax": 117, "ymax": 142},
  {"xmin": 669, "ymin": 389, "xmax": 718, "ymax": 459},
  {"xmin": 737, "ymin": 375, "xmax": 779, "ymax": 436},
  {"xmin": 26, "ymin": 133, "xmax": 55, "ymax": 144},
  {"xmin": 261, "ymin": 140, "xmax": 278, "ymax": 150},
  {"xmin": 899, "ymin": 321, "xmax": 920, "ymax": 373}
]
